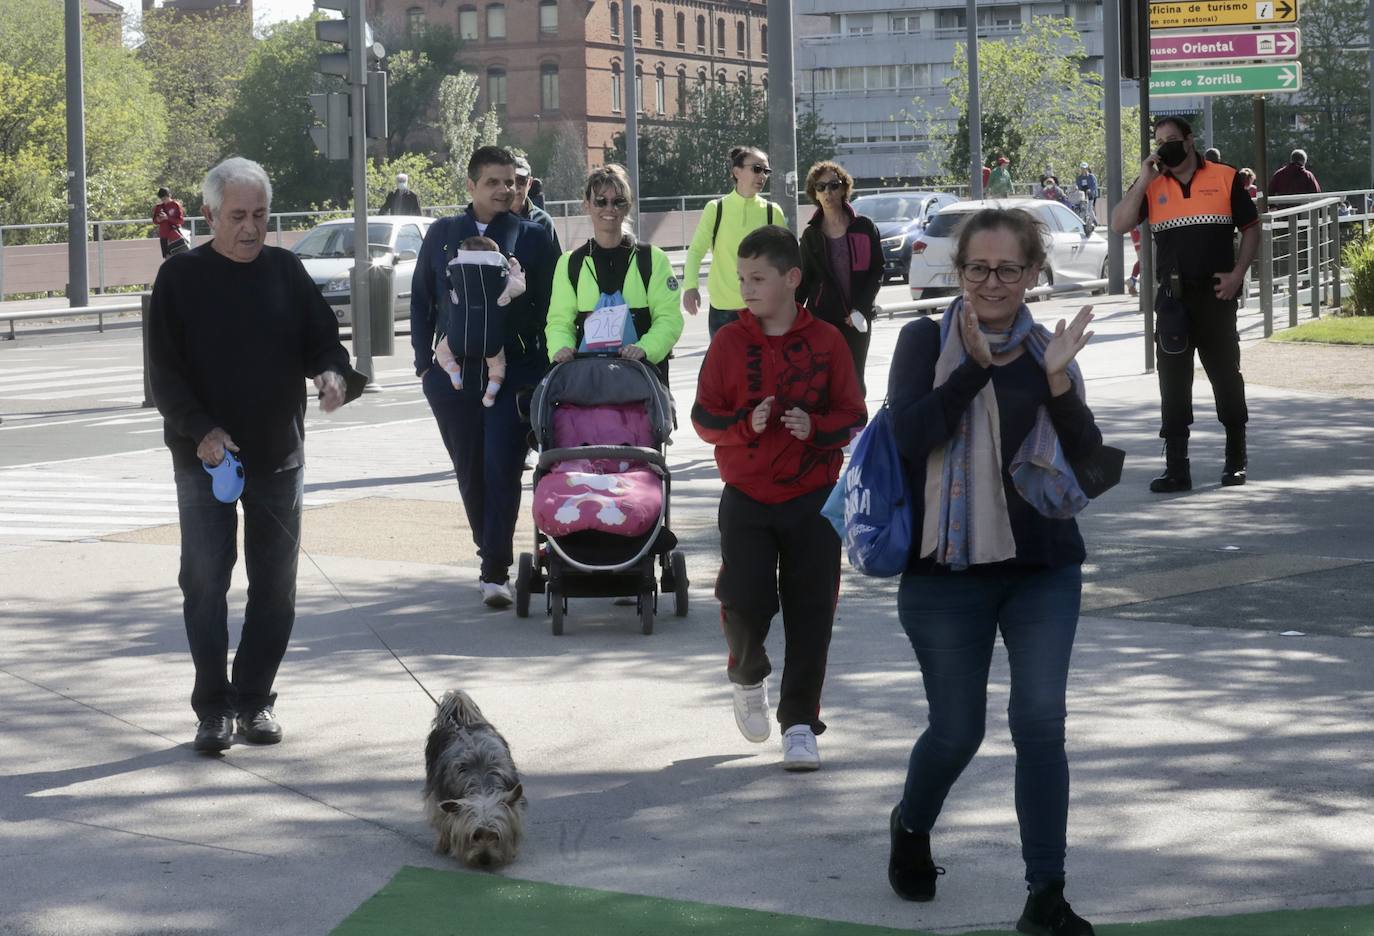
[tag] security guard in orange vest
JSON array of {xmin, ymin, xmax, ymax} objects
[{"xmin": 1112, "ymin": 116, "xmax": 1259, "ymax": 491}]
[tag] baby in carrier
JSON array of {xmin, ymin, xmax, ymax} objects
[{"xmin": 435, "ymin": 235, "xmax": 526, "ymax": 407}]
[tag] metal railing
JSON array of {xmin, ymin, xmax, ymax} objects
[
  {"xmin": 1256, "ymin": 194, "xmax": 1351, "ymax": 338},
  {"xmin": 875, "ymin": 277, "xmax": 1109, "ymax": 319}
]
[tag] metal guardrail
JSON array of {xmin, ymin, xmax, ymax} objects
[
  {"xmin": 1256, "ymin": 195, "xmax": 1347, "ymax": 338},
  {"xmin": 876, "ymin": 278, "xmax": 1109, "ymax": 319},
  {"xmin": 1, "ymin": 298, "xmax": 146, "ymax": 340}
]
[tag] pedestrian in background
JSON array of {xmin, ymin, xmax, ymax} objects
[
  {"xmin": 410, "ymin": 146, "xmax": 558, "ymax": 608},
  {"xmin": 513, "ymin": 155, "xmax": 562, "ymax": 253},
  {"xmin": 1203, "ymin": 147, "xmax": 1222, "ymax": 163},
  {"xmin": 692, "ymin": 226, "xmax": 866, "ymax": 772},
  {"xmin": 1073, "ymin": 163, "xmax": 1098, "ymax": 206},
  {"xmin": 683, "ymin": 145, "xmax": 787, "ymax": 338},
  {"xmin": 146, "ymin": 157, "xmax": 363, "ymax": 753},
  {"xmin": 988, "ymin": 157, "xmax": 1014, "ymax": 198},
  {"xmin": 153, "ymin": 187, "xmax": 186, "ymax": 258},
  {"xmin": 1268, "ymin": 149, "xmax": 1321, "ymax": 196},
  {"xmin": 1111, "ymin": 115, "xmax": 1258, "ymax": 491},
  {"xmin": 528, "ymin": 177, "xmax": 546, "ymax": 211},
  {"xmin": 885, "ymin": 207, "xmax": 1101, "ymax": 936},
  {"xmin": 1238, "ymin": 168, "xmax": 1259, "ymax": 200},
  {"xmin": 381, "ymin": 173, "xmax": 422, "ymax": 216},
  {"xmin": 797, "ymin": 160, "xmax": 882, "ymax": 395}
]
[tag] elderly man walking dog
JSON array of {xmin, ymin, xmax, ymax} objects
[{"xmin": 147, "ymin": 156, "xmax": 364, "ymax": 753}]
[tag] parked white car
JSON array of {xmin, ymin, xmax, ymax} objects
[
  {"xmin": 291, "ymin": 215, "xmax": 433, "ymax": 325},
  {"xmin": 908, "ymin": 198, "xmax": 1109, "ymax": 303}
]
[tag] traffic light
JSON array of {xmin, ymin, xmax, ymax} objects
[
  {"xmin": 308, "ymin": 92, "xmax": 349, "ymax": 160},
  {"xmin": 365, "ymin": 72, "xmax": 388, "ymax": 141},
  {"xmin": 308, "ymin": 0, "xmax": 386, "ymax": 158},
  {"xmin": 1120, "ymin": 0, "xmax": 1150, "ymax": 81}
]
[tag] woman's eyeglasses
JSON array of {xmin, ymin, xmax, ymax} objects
[
  {"xmin": 960, "ymin": 262, "xmax": 1029, "ymax": 284},
  {"xmin": 815, "ymin": 181, "xmax": 844, "ymax": 193},
  {"xmin": 593, "ymin": 195, "xmax": 630, "ymax": 210},
  {"xmin": 750, "ymin": 164, "xmax": 773, "ymax": 176}
]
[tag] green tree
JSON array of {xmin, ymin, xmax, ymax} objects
[
  {"xmin": 436, "ymin": 71, "xmax": 501, "ymax": 183},
  {"xmin": 366, "ymin": 151, "xmax": 462, "ymax": 212},
  {"xmin": 138, "ymin": 7, "xmax": 255, "ymax": 209},
  {"xmin": 376, "ymin": 25, "xmax": 465, "ymax": 157}
]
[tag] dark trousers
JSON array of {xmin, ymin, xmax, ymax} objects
[
  {"xmin": 708, "ymin": 306, "xmax": 742, "ymax": 339},
  {"xmin": 896, "ymin": 564, "xmax": 1082, "ymax": 886},
  {"xmin": 422, "ymin": 360, "xmax": 536, "ymax": 582},
  {"xmin": 1156, "ymin": 285, "xmax": 1248, "ymax": 441},
  {"xmin": 841, "ymin": 322, "xmax": 872, "ymax": 398},
  {"xmin": 174, "ymin": 464, "xmax": 303, "ymax": 720},
  {"xmin": 716, "ymin": 484, "xmax": 840, "ymax": 735}
]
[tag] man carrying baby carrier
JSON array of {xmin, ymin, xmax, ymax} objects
[{"xmin": 411, "ymin": 145, "xmax": 559, "ymax": 608}]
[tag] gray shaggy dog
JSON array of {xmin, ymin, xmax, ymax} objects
[{"xmin": 423, "ymin": 690, "xmax": 526, "ymax": 869}]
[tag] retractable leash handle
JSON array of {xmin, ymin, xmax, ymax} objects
[{"xmin": 202, "ymin": 450, "xmax": 244, "ymax": 504}]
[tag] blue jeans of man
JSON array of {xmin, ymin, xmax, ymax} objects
[
  {"xmin": 422, "ymin": 358, "xmax": 535, "ymax": 583},
  {"xmin": 174, "ymin": 464, "xmax": 302, "ymax": 721},
  {"xmin": 896, "ymin": 564, "xmax": 1082, "ymax": 886}
]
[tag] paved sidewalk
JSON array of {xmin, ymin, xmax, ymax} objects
[{"xmin": 3, "ymin": 294, "xmax": 1373, "ymax": 935}]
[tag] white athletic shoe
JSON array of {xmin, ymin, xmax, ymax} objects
[
  {"xmin": 481, "ymin": 580, "xmax": 513, "ymax": 609},
  {"xmin": 781, "ymin": 725, "xmax": 820, "ymax": 772},
  {"xmin": 732, "ymin": 681, "xmax": 770, "ymax": 743}
]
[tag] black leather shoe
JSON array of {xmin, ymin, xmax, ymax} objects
[
  {"xmin": 1221, "ymin": 429, "xmax": 1247, "ymax": 486},
  {"xmin": 1149, "ymin": 439, "xmax": 1191, "ymax": 493},
  {"xmin": 1016, "ymin": 881, "xmax": 1096, "ymax": 936},
  {"xmin": 193, "ymin": 714, "xmax": 233, "ymax": 753},
  {"xmin": 888, "ymin": 805, "xmax": 944, "ymax": 901},
  {"xmin": 236, "ymin": 708, "xmax": 283, "ymax": 745}
]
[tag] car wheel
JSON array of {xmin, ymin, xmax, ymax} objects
[
  {"xmin": 1030, "ymin": 268, "xmax": 1052, "ymax": 302},
  {"xmin": 1097, "ymin": 258, "xmax": 1109, "ymax": 295}
]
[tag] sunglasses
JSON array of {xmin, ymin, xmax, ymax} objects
[
  {"xmin": 749, "ymin": 164, "xmax": 773, "ymax": 176},
  {"xmin": 592, "ymin": 195, "xmax": 630, "ymax": 210},
  {"xmin": 960, "ymin": 262, "xmax": 1029, "ymax": 284},
  {"xmin": 815, "ymin": 180, "xmax": 844, "ymax": 193}
]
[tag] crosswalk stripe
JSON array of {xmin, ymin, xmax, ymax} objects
[
  {"xmin": 0, "ymin": 365, "xmax": 141, "ymax": 385},
  {"xmin": 0, "ymin": 513, "xmax": 174, "ymax": 525}
]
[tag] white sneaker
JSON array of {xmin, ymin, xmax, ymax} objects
[
  {"xmin": 481, "ymin": 580, "xmax": 513, "ymax": 609},
  {"xmin": 732, "ymin": 681, "xmax": 770, "ymax": 743},
  {"xmin": 781, "ymin": 725, "xmax": 820, "ymax": 772}
]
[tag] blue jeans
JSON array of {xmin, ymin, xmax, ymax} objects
[
  {"xmin": 707, "ymin": 306, "xmax": 741, "ymax": 339},
  {"xmin": 896, "ymin": 564, "xmax": 1082, "ymax": 886},
  {"xmin": 174, "ymin": 464, "xmax": 302, "ymax": 720}
]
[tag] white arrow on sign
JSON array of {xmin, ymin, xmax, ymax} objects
[{"xmin": 1279, "ymin": 66, "xmax": 1297, "ymax": 87}]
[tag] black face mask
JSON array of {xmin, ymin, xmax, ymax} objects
[{"xmin": 1157, "ymin": 140, "xmax": 1189, "ymax": 168}]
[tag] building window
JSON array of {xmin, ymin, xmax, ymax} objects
[
  {"xmin": 486, "ymin": 3, "xmax": 505, "ymax": 39},
  {"xmin": 539, "ymin": 0, "xmax": 557, "ymax": 34},
  {"xmin": 715, "ymin": 69, "xmax": 725, "ymax": 89},
  {"xmin": 406, "ymin": 6, "xmax": 424, "ymax": 42},
  {"xmin": 654, "ymin": 65, "xmax": 665, "ymax": 114},
  {"xmin": 635, "ymin": 63, "xmax": 643, "ymax": 111},
  {"xmin": 486, "ymin": 66, "xmax": 507, "ymax": 109},
  {"xmin": 737, "ymin": 71, "xmax": 746, "ymax": 89},
  {"xmin": 716, "ymin": 18, "xmax": 724, "ymax": 52},
  {"xmin": 760, "ymin": 24, "xmax": 767, "ymax": 56},
  {"xmin": 736, "ymin": 21, "xmax": 744, "ymax": 56},
  {"xmin": 845, "ymin": 13, "xmax": 874, "ymax": 35},
  {"xmin": 632, "ymin": 5, "xmax": 642, "ymax": 39},
  {"xmin": 696, "ymin": 66, "xmax": 706, "ymax": 89},
  {"xmin": 675, "ymin": 12, "xmax": 684, "ymax": 48},
  {"xmin": 676, "ymin": 65, "xmax": 687, "ymax": 112},
  {"xmin": 540, "ymin": 63, "xmax": 560, "ymax": 111},
  {"xmin": 611, "ymin": 61, "xmax": 622, "ymax": 111},
  {"xmin": 610, "ymin": 2, "xmax": 619, "ymax": 38},
  {"xmin": 695, "ymin": 15, "xmax": 705, "ymax": 50},
  {"xmin": 654, "ymin": 9, "xmax": 664, "ymax": 45},
  {"xmin": 458, "ymin": 5, "xmax": 477, "ymax": 39},
  {"xmin": 891, "ymin": 13, "xmax": 917, "ymax": 33}
]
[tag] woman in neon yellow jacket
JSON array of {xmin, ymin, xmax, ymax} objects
[
  {"xmin": 547, "ymin": 165, "xmax": 684, "ymax": 379},
  {"xmin": 682, "ymin": 145, "xmax": 788, "ymax": 339}
]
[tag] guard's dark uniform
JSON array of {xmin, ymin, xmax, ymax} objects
[{"xmin": 1139, "ymin": 155, "xmax": 1258, "ymax": 444}]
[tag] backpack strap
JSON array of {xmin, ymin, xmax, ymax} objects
[
  {"xmin": 566, "ymin": 240, "xmax": 594, "ymax": 294},
  {"xmin": 767, "ymin": 204, "xmax": 775, "ymax": 226},
  {"xmin": 633, "ymin": 242, "xmax": 654, "ymax": 291},
  {"xmin": 709, "ymin": 198, "xmax": 724, "ymax": 250}
]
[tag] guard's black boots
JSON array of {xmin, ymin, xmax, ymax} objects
[
  {"xmin": 1148, "ymin": 438, "xmax": 1192, "ymax": 493},
  {"xmin": 1016, "ymin": 881, "xmax": 1096, "ymax": 936},
  {"xmin": 1221, "ymin": 427, "xmax": 1247, "ymax": 486},
  {"xmin": 887, "ymin": 806, "xmax": 944, "ymax": 901}
]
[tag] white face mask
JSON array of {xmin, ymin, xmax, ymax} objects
[{"xmin": 397, "ymin": 181, "xmax": 408, "ymax": 191}]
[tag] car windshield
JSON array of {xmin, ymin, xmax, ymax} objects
[
  {"xmin": 852, "ymin": 195, "xmax": 918, "ymax": 222},
  {"xmin": 921, "ymin": 211, "xmax": 972, "ymax": 239},
  {"xmin": 293, "ymin": 223, "xmax": 392, "ymax": 258}
]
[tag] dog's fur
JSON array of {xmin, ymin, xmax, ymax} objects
[{"xmin": 423, "ymin": 690, "xmax": 526, "ymax": 869}]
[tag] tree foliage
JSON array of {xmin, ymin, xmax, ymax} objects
[
  {"xmin": 376, "ymin": 25, "xmax": 464, "ymax": 158},
  {"xmin": 522, "ymin": 121, "xmax": 590, "ymax": 203},
  {"xmin": 366, "ymin": 151, "xmax": 463, "ymax": 212},
  {"xmin": 436, "ymin": 71, "xmax": 501, "ymax": 183}
]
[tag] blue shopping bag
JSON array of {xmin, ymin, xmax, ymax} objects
[{"xmin": 821, "ymin": 406, "xmax": 912, "ymax": 577}]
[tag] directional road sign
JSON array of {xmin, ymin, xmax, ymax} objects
[
  {"xmin": 1150, "ymin": 28, "xmax": 1300, "ymax": 64},
  {"xmin": 1150, "ymin": 62, "xmax": 1302, "ymax": 97},
  {"xmin": 1149, "ymin": 0, "xmax": 1298, "ymax": 30}
]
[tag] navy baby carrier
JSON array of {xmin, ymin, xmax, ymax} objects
[{"xmin": 445, "ymin": 250, "xmax": 509, "ymax": 359}]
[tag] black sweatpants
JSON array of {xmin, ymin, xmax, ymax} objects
[
  {"xmin": 716, "ymin": 484, "xmax": 840, "ymax": 735},
  {"xmin": 1156, "ymin": 283, "xmax": 1249, "ymax": 441}
]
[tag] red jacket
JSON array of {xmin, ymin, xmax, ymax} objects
[
  {"xmin": 692, "ymin": 305, "xmax": 867, "ymax": 504},
  {"xmin": 153, "ymin": 199, "xmax": 184, "ymax": 240}
]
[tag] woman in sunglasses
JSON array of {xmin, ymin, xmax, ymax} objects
[
  {"xmin": 797, "ymin": 161, "xmax": 883, "ymax": 396},
  {"xmin": 885, "ymin": 207, "xmax": 1101, "ymax": 936},
  {"xmin": 546, "ymin": 164, "xmax": 684, "ymax": 379},
  {"xmin": 683, "ymin": 145, "xmax": 788, "ymax": 338}
]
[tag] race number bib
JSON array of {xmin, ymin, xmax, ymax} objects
[{"xmin": 582, "ymin": 302, "xmax": 630, "ymax": 350}]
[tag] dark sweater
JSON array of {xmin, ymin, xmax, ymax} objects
[
  {"xmin": 797, "ymin": 204, "xmax": 884, "ymax": 326},
  {"xmin": 146, "ymin": 243, "xmax": 354, "ymax": 474},
  {"xmin": 887, "ymin": 317, "xmax": 1101, "ymax": 574}
]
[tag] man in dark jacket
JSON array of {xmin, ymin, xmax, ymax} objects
[
  {"xmin": 381, "ymin": 173, "xmax": 423, "ymax": 215},
  {"xmin": 513, "ymin": 155, "xmax": 561, "ymax": 253},
  {"xmin": 411, "ymin": 146, "xmax": 558, "ymax": 608},
  {"xmin": 1268, "ymin": 149, "xmax": 1321, "ymax": 196},
  {"xmin": 147, "ymin": 157, "xmax": 364, "ymax": 754}
]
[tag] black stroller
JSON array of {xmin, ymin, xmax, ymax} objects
[{"xmin": 515, "ymin": 354, "xmax": 688, "ymax": 635}]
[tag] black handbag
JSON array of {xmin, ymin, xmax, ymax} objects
[{"xmin": 1072, "ymin": 444, "xmax": 1126, "ymax": 499}]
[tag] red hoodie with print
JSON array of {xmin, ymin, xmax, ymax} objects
[{"xmin": 692, "ymin": 304, "xmax": 868, "ymax": 504}]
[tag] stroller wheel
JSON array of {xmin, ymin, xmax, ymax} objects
[
  {"xmin": 515, "ymin": 553, "xmax": 534, "ymax": 618},
  {"xmin": 639, "ymin": 591, "xmax": 655, "ymax": 636},
  {"xmin": 550, "ymin": 591, "xmax": 565, "ymax": 636},
  {"xmin": 670, "ymin": 551, "xmax": 689, "ymax": 618}
]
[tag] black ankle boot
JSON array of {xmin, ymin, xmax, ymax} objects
[
  {"xmin": 1222, "ymin": 428, "xmax": 1247, "ymax": 486},
  {"xmin": 1149, "ymin": 438, "xmax": 1191, "ymax": 493},
  {"xmin": 887, "ymin": 806, "xmax": 944, "ymax": 901},
  {"xmin": 1016, "ymin": 881, "xmax": 1095, "ymax": 935}
]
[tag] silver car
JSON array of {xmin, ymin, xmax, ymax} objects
[{"xmin": 291, "ymin": 215, "xmax": 432, "ymax": 325}]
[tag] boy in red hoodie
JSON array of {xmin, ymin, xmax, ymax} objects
[{"xmin": 692, "ymin": 225, "xmax": 867, "ymax": 771}]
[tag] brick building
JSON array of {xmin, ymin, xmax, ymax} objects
[{"xmin": 372, "ymin": 0, "xmax": 769, "ymax": 171}]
